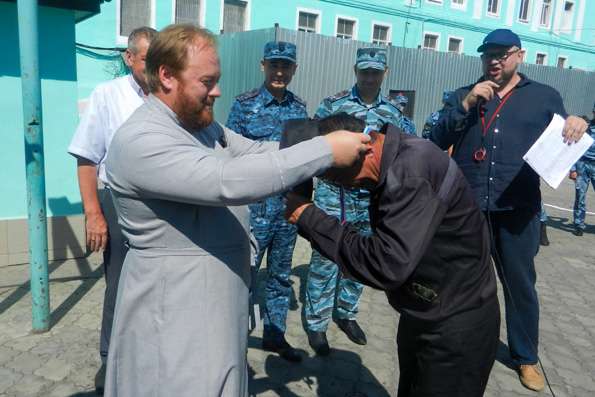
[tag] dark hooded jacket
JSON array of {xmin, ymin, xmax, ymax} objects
[{"xmin": 297, "ymin": 125, "xmax": 497, "ymax": 323}]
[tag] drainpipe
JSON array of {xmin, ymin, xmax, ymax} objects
[{"xmin": 17, "ymin": 0, "xmax": 50, "ymax": 333}]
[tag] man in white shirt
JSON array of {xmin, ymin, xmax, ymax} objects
[{"xmin": 67, "ymin": 26, "xmax": 157, "ymax": 395}]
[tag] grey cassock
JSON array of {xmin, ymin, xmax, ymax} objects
[{"xmin": 104, "ymin": 95, "xmax": 333, "ymax": 397}]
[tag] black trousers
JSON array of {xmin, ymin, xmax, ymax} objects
[{"xmin": 396, "ymin": 297, "xmax": 500, "ymax": 397}]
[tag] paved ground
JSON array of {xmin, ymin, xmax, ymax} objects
[{"xmin": 0, "ymin": 178, "xmax": 593, "ymax": 397}]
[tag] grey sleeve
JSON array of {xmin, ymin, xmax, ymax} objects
[
  {"xmin": 107, "ymin": 131, "xmax": 332, "ymax": 207},
  {"xmin": 223, "ymin": 125, "xmax": 279, "ymax": 156}
]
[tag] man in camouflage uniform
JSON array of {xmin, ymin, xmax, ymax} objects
[
  {"xmin": 569, "ymin": 106, "xmax": 595, "ymax": 236},
  {"xmin": 422, "ymin": 90, "xmax": 453, "ymax": 139},
  {"xmin": 306, "ymin": 47, "xmax": 415, "ymax": 355},
  {"xmin": 226, "ymin": 41, "xmax": 306, "ymax": 362},
  {"xmin": 392, "ymin": 94, "xmax": 417, "ymax": 135}
]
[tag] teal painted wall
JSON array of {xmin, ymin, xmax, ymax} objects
[
  {"xmin": 0, "ymin": 3, "xmax": 82, "ymax": 220},
  {"xmin": 73, "ymin": 0, "xmax": 594, "ymax": 104}
]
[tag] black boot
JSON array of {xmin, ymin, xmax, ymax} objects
[
  {"xmin": 335, "ymin": 318, "xmax": 367, "ymax": 345},
  {"xmin": 540, "ymin": 222, "xmax": 550, "ymax": 246},
  {"xmin": 573, "ymin": 227, "xmax": 583, "ymax": 237},
  {"xmin": 262, "ymin": 336, "xmax": 303, "ymax": 362},
  {"xmin": 307, "ymin": 330, "xmax": 330, "ymax": 356}
]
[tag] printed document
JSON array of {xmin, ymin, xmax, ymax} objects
[{"xmin": 523, "ymin": 114, "xmax": 594, "ymax": 189}]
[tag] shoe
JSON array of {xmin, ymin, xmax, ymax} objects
[
  {"xmin": 540, "ymin": 222, "xmax": 550, "ymax": 246},
  {"xmin": 518, "ymin": 364, "xmax": 545, "ymax": 392},
  {"xmin": 262, "ymin": 337, "xmax": 302, "ymax": 362},
  {"xmin": 95, "ymin": 363, "xmax": 106, "ymax": 395},
  {"xmin": 335, "ymin": 319, "xmax": 367, "ymax": 345},
  {"xmin": 307, "ymin": 330, "xmax": 330, "ymax": 356},
  {"xmin": 573, "ymin": 228, "xmax": 583, "ymax": 236}
]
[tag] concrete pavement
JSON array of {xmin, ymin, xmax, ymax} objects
[{"xmin": 0, "ymin": 178, "xmax": 593, "ymax": 396}]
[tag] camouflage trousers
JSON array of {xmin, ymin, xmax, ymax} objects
[
  {"xmin": 250, "ymin": 196, "xmax": 298, "ymax": 341},
  {"xmin": 573, "ymin": 160, "xmax": 595, "ymax": 230},
  {"xmin": 305, "ymin": 180, "xmax": 370, "ymax": 332}
]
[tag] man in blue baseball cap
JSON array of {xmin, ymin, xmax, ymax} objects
[
  {"xmin": 430, "ymin": 28, "xmax": 588, "ymax": 392},
  {"xmin": 226, "ymin": 41, "xmax": 306, "ymax": 362}
]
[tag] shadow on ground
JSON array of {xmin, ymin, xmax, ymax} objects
[
  {"xmin": 545, "ymin": 215, "xmax": 595, "ymax": 235},
  {"xmin": 248, "ymin": 335, "xmax": 390, "ymax": 397},
  {"xmin": 0, "ymin": 196, "xmax": 103, "ymax": 330}
]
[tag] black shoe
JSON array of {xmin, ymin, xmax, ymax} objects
[
  {"xmin": 95, "ymin": 363, "xmax": 106, "ymax": 395},
  {"xmin": 573, "ymin": 228, "xmax": 584, "ymax": 236},
  {"xmin": 262, "ymin": 337, "xmax": 302, "ymax": 362},
  {"xmin": 335, "ymin": 319, "xmax": 367, "ymax": 345},
  {"xmin": 540, "ymin": 222, "xmax": 550, "ymax": 246},
  {"xmin": 307, "ymin": 330, "xmax": 330, "ymax": 356}
]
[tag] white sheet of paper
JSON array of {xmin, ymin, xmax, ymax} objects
[{"xmin": 523, "ymin": 114, "xmax": 594, "ymax": 189}]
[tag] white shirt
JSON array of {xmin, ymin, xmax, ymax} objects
[{"xmin": 68, "ymin": 75, "xmax": 146, "ymax": 184}]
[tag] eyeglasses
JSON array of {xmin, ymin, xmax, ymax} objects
[{"xmin": 481, "ymin": 49, "xmax": 520, "ymax": 62}]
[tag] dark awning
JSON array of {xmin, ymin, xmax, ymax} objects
[{"xmin": 0, "ymin": 0, "xmax": 105, "ymax": 22}]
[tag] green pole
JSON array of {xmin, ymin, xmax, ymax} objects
[{"xmin": 17, "ymin": 0, "xmax": 50, "ymax": 332}]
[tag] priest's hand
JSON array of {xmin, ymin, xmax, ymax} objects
[
  {"xmin": 285, "ymin": 192, "xmax": 312, "ymax": 224},
  {"xmin": 324, "ymin": 130, "xmax": 371, "ymax": 168}
]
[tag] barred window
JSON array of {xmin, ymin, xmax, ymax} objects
[
  {"xmin": 448, "ymin": 37, "xmax": 462, "ymax": 54},
  {"xmin": 298, "ymin": 12, "xmax": 318, "ymax": 33},
  {"xmin": 423, "ymin": 33, "xmax": 439, "ymax": 50},
  {"xmin": 536, "ymin": 53, "xmax": 547, "ymax": 65},
  {"xmin": 540, "ymin": 0, "xmax": 552, "ymax": 27},
  {"xmin": 120, "ymin": 0, "xmax": 151, "ymax": 37},
  {"xmin": 336, "ymin": 18, "xmax": 355, "ymax": 40},
  {"xmin": 487, "ymin": 0, "xmax": 500, "ymax": 15},
  {"xmin": 518, "ymin": 0, "xmax": 530, "ymax": 22},
  {"xmin": 372, "ymin": 25, "xmax": 389, "ymax": 45},
  {"xmin": 223, "ymin": 0, "xmax": 247, "ymax": 33},
  {"xmin": 175, "ymin": 0, "xmax": 201, "ymax": 24}
]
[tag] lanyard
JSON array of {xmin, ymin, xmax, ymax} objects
[
  {"xmin": 479, "ymin": 90, "xmax": 514, "ymax": 136},
  {"xmin": 339, "ymin": 125, "xmax": 373, "ymax": 224},
  {"xmin": 339, "ymin": 187, "xmax": 346, "ymax": 224}
]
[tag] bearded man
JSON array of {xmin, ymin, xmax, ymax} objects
[
  {"xmin": 103, "ymin": 24, "xmax": 370, "ymax": 397},
  {"xmin": 429, "ymin": 29, "xmax": 587, "ymax": 392}
]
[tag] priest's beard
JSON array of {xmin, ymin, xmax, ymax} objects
[{"xmin": 176, "ymin": 84, "xmax": 215, "ymax": 131}]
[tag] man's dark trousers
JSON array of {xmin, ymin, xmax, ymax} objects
[
  {"xmin": 99, "ymin": 188, "xmax": 127, "ymax": 364},
  {"xmin": 396, "ymin": 298, "xmax": 500, "ymax": 397},
  {"xmin": 487, "ymin": 209, "xmax": 540, "ymax": 365}
]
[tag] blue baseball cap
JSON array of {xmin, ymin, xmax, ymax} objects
[
  {"xmin": 477, "ymin": 29, "xmax": 522, "ymax": 52},
  {"xmin": 355, "ymin": 47, "xmax": 387, "ymax": 70},
  {"xmin": 263, "ymin": 41, "xmax": 297, "ymax": 63}
]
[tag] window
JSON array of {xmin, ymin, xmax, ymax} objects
[
  {"xmin": 540, "ymin": 0, "xmax": 552, "ymax": 27},
  {"xmin": 426, "ymin": 0, "xmax": 442, "ymax": 4},
  {"xmin": 518, "ymin": 0, "xmax": 531, "ymax": 22},
  {"xmin": 557, "ymin": 57, "xmax": 567, "ymax": 68},
  {"xmin": 298, "ymin": 11, "xmax": 318, "ymax": 33},
  {"xmin": 487, "ymin": 0, "xmax": 500, "ymax": 15},
  {"xmin": 175, "ymin": 0, "xmax": 200, "ymax": 24},
  {"xmin": 423, "ymin": 33, "xmax": 439, "ymax": 50},
  {"xmin": 535, "ymin": 53, "xmax": 547, "ymax": 65},
  {"xmin": 448, "ymin": 37, "xmax": 462, "ymax": 54},
  {"xmin": 372, "ymin": 24, "xmax": 390, "ymax": 45},
  {"xmin": 561, "ymin": 1, "xmax": 574, "ymax": 31},
  {"xmin": 222, "ymin": 0, "xmax": 247, "ymax": 33},
  {"xmin": 336, "ymin": 18, "xmax": 356, "ymax": 40},
  {"xmin": 451, "ymin": 0, "xmax": 466, "ymax": 9},
  {"xmin": 119, "ymin": 0, "xmax": 151, "ymax": 38}
]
